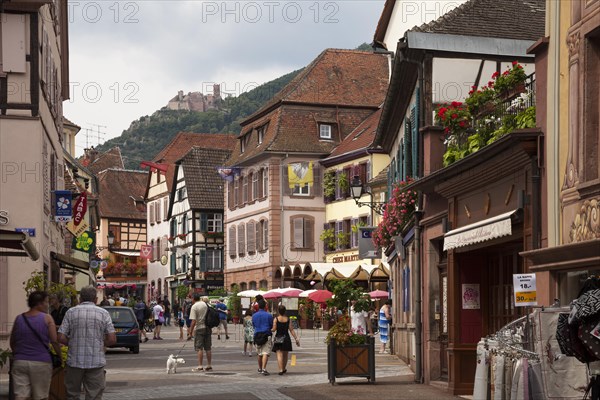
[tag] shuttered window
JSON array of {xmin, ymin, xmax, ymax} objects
[
  {"xmin": 252, "ymin": 172, "xmax": 258, "ymax": 201},
  {"xmin": 163, "ymin": 197, "xmax": 169, "ymax": 221},
  {"xmin": 228, "ymin": 226, "xmax": 236, "ymax": 258},
  {"xmin": 238, "ymin": 224, "xmax": 246, "ymax": 256},
  {"xmin": 255, "ymin": 221, "xmax": 262, "ymax": 252},
  {"xmin": 242, "ymin": 175, "xmax": 248, "ymax": 204},
  {"xmin": 155, "ymin": 200, "xmax": 161, "ymax": 224},
  {"xmin": 262, "ymin": 168, "xmax": 268, "ymax": 198},
  {"xmin": 228, "ymin": 181, "xmax": 234, "ymax": 210},
  {"xmin": 149, "ymin": 203, "xmax": 155, "ymax": 225},
  {"xmin": 291, "ymin": 216, "xmax": 314, "ymax": 250},
  {"xmin": 247, "ymin": 221, "xmax": 256, "ymax": 254}
]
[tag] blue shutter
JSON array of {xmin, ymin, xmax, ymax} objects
[
  {"xmin": 404, "ymin": 119, "xmax": 411, "ymax": 179},
  {"xmin": 170, "ymin": 253, "xmax": 176, "ymax": 275},
  {"xmin": 199, "ymin": 250, "xmax": 207, "ymax": 272},
  {"xmin": 412, "ymin": 88, "xmax": 420, "ymax": 177}
]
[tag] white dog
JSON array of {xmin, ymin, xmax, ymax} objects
[{"xmin": 166, "ymin": 354, "xmax": 186, "ymax": 374}]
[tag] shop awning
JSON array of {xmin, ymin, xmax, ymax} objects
[
  {"xmin": 113, "ymin": 250, "xmax": 140, "ymax": 257},
  {"xmin": 0, "ymin": 229, "xmax": 39, "ymax": 260},
  {"xmin": 443, "ymin": 210, "xmax": 519, "ymax": 251},
  {"xmin": 51, "ymin": 252, "xmax": 94, "ymax": 281}
]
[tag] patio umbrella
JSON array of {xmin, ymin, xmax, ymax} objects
[
  {"xmin": 280, "ymin": 288, "xmax": 303, "ymax": 298},
  {"xmin": 299, "ymin": 289, "xmax": 317, "ymax": 298},
  {"xmin": 308, "ymin": 289, "xmax": 333, "ymax": 304},
  {"xmin": 369, "ymin": 289, "xmax": 389, "ymax": 299},
  {"xmin": 238, "ymin": 289, "xmax": 265, "ymax": 298}
]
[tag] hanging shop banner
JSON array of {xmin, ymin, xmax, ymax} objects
[
  {"xmin": 54, "ymin": 191, "xmax": 72, "ymax": 222},
  {"xmin": 72, "ymin": 231, "xmax": 95, "ymax": 254},
  {"xmin": 140, "ymin": 244, "xmax": 153, "ymax": 260},
  {"xmin": 67, "ymin": 219, "xmax": 89, "ymax": 238},
  {"xmin": 288, "ymin": 162, "xmax": 313, "ymax": 188},
  {"xmin": 216, "ymin": 167, "xmax": 241, "ymax": 182},
  {"xmin": 513, "ymin": 273, "xmax": 537, "ymax": 307},
  {"xmin": 72, "ymin": 192, "xmax": 87, "ymax": 226}
]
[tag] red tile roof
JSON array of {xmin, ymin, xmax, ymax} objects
[
  {"xmin": 147, "ymin": 132, "xmax": 236, "ymax": 192},
  {"xmin": 97, "ymin": 169, "xmax": 148, "ymax": 220},
  {"xmin": 325, "ymin": 108, "xmax": 383, "ymax": 161},
  {"xmin": 227, "ymin": 49, "xmax": 389, "ymax": 166},
  {"xmin": 85, "ymin": 147, "xmax": 124, "ymax": 175}
]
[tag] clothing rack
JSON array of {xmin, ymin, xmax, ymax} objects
[{"xmin": 485, "ymin": 314, "xmax": 540, "ymax": 362}]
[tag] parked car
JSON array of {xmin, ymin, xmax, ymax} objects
[{"xmin": 102, "ymin": 306, "xmax": 140, "ymax": 354}]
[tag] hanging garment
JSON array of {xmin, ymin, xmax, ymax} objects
[
  {"xmin": 504, "ymin": 357, "xmax": 514, "ymax": 400},
  {"xmin": 493, "ymin": 354, "xmax": 506, "ymax": 400},
  {"xmin": 474, "ymin": 340, "xmax": 490, "ymax": 400},
  {"xmin": 519, "ymin": 358, "xmax": 530, "ymax": 400},
  {"xmin": 535, "ymin": 308, "xmax": 589, "ymax": 399},
  {"xmin": 510, "ymin": 358, "xmax": 523, "ymax": 400},
  {"xmin": 528, "ymin": 362, "xmax": 545, "ymax": 400}
]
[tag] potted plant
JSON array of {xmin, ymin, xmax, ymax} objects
[
  {"xmin": 228, "ymin": 285, "xmax": 242, "ymax": 324},
  {"xmin": 299, "ymin": 299, "xmax": 315, "ymax": 329},
  {"xmin": 338, "ymin": 173, "xmax": 350, "ymax": 197},
  {"xmin": 323, "ymin": 171, "xmax": 336, "ymax": 202},
  {"xmin": 321, "ymin": 309, "xmax": 336, "ymax": 330},
  {"xmin": 336, "ymin": 232, "xmax": 350, "ymax": 250},
  {"xmin": 325, "ymin": 279, "xmax": 375, "ymax": 384},
  {"xmin": 372, "ymin": 179, "xmax": 417, "ymax": 249},
  {"xmin": 493, "ymin": 61, "xmax": 527, "ymax": 99}
]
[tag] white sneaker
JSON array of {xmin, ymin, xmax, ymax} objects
[{"xmin": 242, "ymin": 351, "xmax": 246, "ymax": 356}]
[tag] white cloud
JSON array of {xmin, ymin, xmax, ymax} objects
[{"xmin": 63, "ymin": 1, "xmax": 385, "ymax": 155}]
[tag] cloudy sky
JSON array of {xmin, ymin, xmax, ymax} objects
[{"xmin": 63, "ymin": 1, "xmax": 461, "ymax": 155}]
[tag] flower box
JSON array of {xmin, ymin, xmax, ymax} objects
[
  {"xmin": 499, "ymin": 82, "xmax": 526, "ymax": 102},
  {"xmin": 327, "ymin": 336, "xmax": 375, "ymax": 384},
  {"xmin": 299, "ymin": 319, "xmax": 314, "ymax": 330},
  {"xmin": 322, "ymin": 318, "xmax": 334, "ymax": 331}
]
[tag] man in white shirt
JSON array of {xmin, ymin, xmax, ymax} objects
[
  {"xmin": 189, "ymin": 294, "xmax": 212, "ymax": 371},
  {"xmin": 153, "ymin": 299, "xmax": 164, "ymax": 340},
  {"xmin": 350, "ymin": 300, "xmax": 373, "ymax": 336}
]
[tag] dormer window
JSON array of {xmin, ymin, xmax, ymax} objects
[
  {"xmin": 319, "ymin": 124, "xmax": 332, "ymax": 140},
  {"xmin": 240, "ymin": 133, "xmax": 250, "ymax": 153},
  {"xmin": 257, "ymin": 126, "xmax": 265, "ymax": 144}
]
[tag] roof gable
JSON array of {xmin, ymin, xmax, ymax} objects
[
  {"xmin": 178, "ymin": 147, "xmax": 232, "ymax": 210},
  {"xmin": 98, "ymin": 169, "xmax": 148, "ymax": 220},
  {"xmin": 86, "ymin": 147, "xmax": 124, "ymax": 175},
  {"xmin": 325, "ymin": 108, "xmax": 383, "ymax": 162}
]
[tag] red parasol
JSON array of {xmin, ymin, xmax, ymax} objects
[
  {"xmin": 369, "ymin": 289, "xmax": 389, "ymax": 299},
  {"xmin": 308, "ymin": 289, "xmax": 333, "ymax": 304}
]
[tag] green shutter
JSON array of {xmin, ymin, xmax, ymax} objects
[{"xmin": 412, "ymin": 88, "xmax": 420, "ymax": 177}]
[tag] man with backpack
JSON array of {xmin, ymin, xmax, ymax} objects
[
  {"xmin": 133, "ymin": 297, "xmax": 149, "ymax": 343},
  {"xmin": 189, "ymin": 294, "xmax": 213, "ymax": 372}
]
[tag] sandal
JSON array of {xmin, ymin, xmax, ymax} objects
[
  {"xmin": 204, "ymin": 366, "xmax": 213, "ymax": 371},
  {"xmin": 192, "ymin": 367, "xmax": 204, "ymax": 372}
]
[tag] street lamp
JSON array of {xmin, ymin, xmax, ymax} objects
[
  {"xmin": 350, "ymin": 175, "xmax": 386, "ymax": 216},
  {"xmin": 96, "ymin": 232, "xmax": 116, "ymax": 252}
]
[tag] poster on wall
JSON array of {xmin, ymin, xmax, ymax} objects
[
  {"xmin": 462, "ymin": 283, "xmax": 480, "ymax": 309},
  {"xmin": 513, "ymin": 273, "xmax": 537, "ymax": 307}
]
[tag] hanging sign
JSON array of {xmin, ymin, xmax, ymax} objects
[
  {"xmin": 513, "ymin": 273, "xmax": 537, "ymax": 307},
  {"xmin": 72, "ymin": 192, "xmax": 87, "ymax": 226},
  {"xmin": 54, "ymin": 191, "xmax": 72, "ymax": 222},
  {"xmin": 72, "ymin": 231, "xmax": 95, "ymax": 254},
  {"xmin": 67, "ymin": 219, "xmax": 89, "ymax": 238},
  {"xmin": 140, "ymin": 244, "xmax": 153, "ymax": 260}
]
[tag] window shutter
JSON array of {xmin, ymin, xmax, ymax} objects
[
  {"xmin": 150, "ymin": 239, "xmax": 155, "ymax": 261},
  {"xmin": 155, "ymin": 201, "xmax": 161, "ymax": 223},
  {"xmin": 228, "ymin": 181, "xmax": 234, "ymax": 210},
  {"xmin": 366, "ymin": 161, "xmax": 371, "ymax": 183},
  {"xmin": 238, "ymin": 224, "xmax": 245, "ymax": 255},
  {"xmin": 335, "ymin": 170, "xmax": 342, "ymax": 199},
  {"xmin": 170, "ymin": 219, "xmax": 177, "ymax": 237},
  {"xmin": 200, "ymin": 213, "xmax": 208, "ymax": 232},
  {"xmin": 182, "ymin": 214, "xmax": 187, "ymax": 234},
  {"xmin": 234, "ymin": 179, "xmax": 239, "ymax": 207},
  {"xmin": 411, "ymin": 89, "xmax": 419, "ymax": 177},
  {"xmin": 351, "ymin": 218, "xmax": 358, "ymax": 248},
  {"xmin": 247, "ymin": 221, "xmax": 256, "ymax": 253},
  {"xmin": 263, "ymin": 167, "xmax": 269, "ymax": 198},
  {"xmin": 304, "ymin": 218, "xmax": 313, "ymax": 249},
  {"xmin": 149, "ymin": 203, "xmax": 155, "ymax": 224},
  {"xmin": 242, "ymin": 175, "xmax": 248, "ymax": 203},
  {"xmin": 199, "ymin": 250, "xmax": 207, "ymax": 272},
  {"xmin": 313, "ymin": 165, "xmax": 322, "ymax": 197},
  {"xmin": 170, "ymin": 253, "xmax": 176, "ymax": 275},
  {"xmin": 263, "ymin": 220, "xmax": 268, "ymax": 251},
  {"xmin": 228, "ymin": 227, "xmax": 236, "ymax": 258},
  {"xmin": 162, "ymin": 235, "xmax": 168, "ymax": 255},
  {"xmin": 293, "ymin": 218, "xmax": 303, "ymax": 248},
  {"xmin": 336, "ymin": 221, "xmax": 343, "ymax": 250},
  {"xmin": 256, "ymin": 221, "xmax": 262, "ymax": 251},
  {"xmin": 257, "ymin": 169, "xmax": 263, "ymax": 198},
  {"xmin": 404, "ymin": 119, "xmax": 412, "ymax": 179},
  {"xmin": 163, "ymin": 197, "xmax": 168, "ymax": 221}
]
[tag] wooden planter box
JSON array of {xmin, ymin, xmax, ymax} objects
[
  {"xmin": 327, "ymin": 336, "xmax": 375, "ymax": 384},
  {"xmin": 322, "ymin": 319, "xmax": 334, "ymax": 330},
  {"xmin": 49, "ymin": 367, "xmax": 66, "ymax": 400},
  {"xmin": 299, "ymin": 319, "xmax": 314, "ymax": 329}
]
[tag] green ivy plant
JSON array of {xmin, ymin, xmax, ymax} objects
[
  {"xmin": 516, "ymin": 106, "xmax": 536, "ymax": 129},
  {"xmin": 23, "ymin": 271, "xmax": 77, "ymax": 304},
  {"xmin": 351, "ymin": 220, "xmax": 366, "ymax": 233},
  {"xmin": 323, "ymin": 171, "xmax": 336, "ymax": 199},
  {"xmin": 336, "ymin": 232, "xmax": 350, "ymax": 248},
  {"xmin": 319, "ymin": 228, "xmax": 336, "ymax": 251},
  {"xmin": 338, "ymin": 173, "xmax": 349, "ymax": 194},
  {"xmin": 176, "ymin": 284, "xmax": 190, "ymax": 301}
]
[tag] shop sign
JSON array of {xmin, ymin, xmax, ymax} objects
[
  {"xmin": 54, "ymin": 191, "xmax": 72, "ymax": 222},
  {"xmin": 67, "ymin": 219, "xmax": 89, "ymax": 237},
  {"xmin": 140, "ymin": 245, "xmax": 152, "ymax": 259},
  {"xmin": 0, "ymin": 210, "xmax": 9, "ymax": 225},
  {"xmin": 72, "ymin": 192, "xmax": 87, "ymax": 226},
  {"xmin": 15, "ymin": 228, "xmax": 35, "ymax": 237},
  {"xmin": 513, "ymin": 273, "xmax": 537, "ymax": 307}
]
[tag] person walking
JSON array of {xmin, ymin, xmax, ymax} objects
[
  {"xmin": 10, "ymin": 291, "xmax": 62, "ymax": 400},
  {"xmin": 271, "ymin": 305, "xmax": 300, "ymax": 375},
  {"xmin": 152, "ymin": 299, "xmax": 164, "ymax": 340},
  {"xmin": 189, "ymin": 294, "xmax": 213, "ymax": 372},
  {"xmin": 163, "ymin": 295, "xmax": 171, "ymax": 326},
  {"xmin": 183, "ymin": 295, "xmax": 193, "ymax": 340},
  {"xmin": 215, "ymin": 298, "xmax": 229, "ymax": 340},
  {"xmin": 133, "ymin": 297, "xmax": 149, "ymax": 343},
  {"xmin": 350, "ymin": 299, "xmax": 373, "ymax": 336},
  {"xmin": 49, "ymin": 293, "xmax": 69, "ymax": 329},
  {"xmin": 378, "ymin": 299, "xmax": 392, "ymax": 354},
  {"xmin": 243, "ymin": 309, "xmax": 254, "ymax": 356},
  {"xmin": 252, "ymin": 299, "xmax": 273, "ymax": 376},
  {"xmin": 58, "ymin": 285, "xmax": 116, "ymax": 400},
  {"xmin": 176, "ymin": 306, "xmax": 185, "ymax": 341}
]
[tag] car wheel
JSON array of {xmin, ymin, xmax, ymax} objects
[{"xmin": 131, "ymin": 346, "xmax": 139, "ymax": 354}]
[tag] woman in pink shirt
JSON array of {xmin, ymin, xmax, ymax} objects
[{"xmin": 10, "ymin": 291, "xmax": 62, "ymax": 399}]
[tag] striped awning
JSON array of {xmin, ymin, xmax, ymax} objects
[{"xmin": 443, "ymin": 210, "xmax": 518, "ymax": 251}]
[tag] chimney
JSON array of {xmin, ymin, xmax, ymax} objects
[
  {"xmin": 421, "ymin": 126, "xmax": 446, "ymax": 176},
  {"xmin": 83, "ymin": 147, "xmax": 99, "ymax": 165},
  {"xmin": 178, "ymin": 90, "xmax": 184, "ymax": 102},
  {"xmin": 213, "ymin": 84, "xmax": 220, "ymax": 99}
]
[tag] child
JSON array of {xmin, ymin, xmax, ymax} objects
[{"xmin": 243, "ymin": 309, "xmax": 255, "ymax": 356}]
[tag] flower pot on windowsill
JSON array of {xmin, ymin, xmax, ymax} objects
[{"xmin": 499, "ymin": 83, "xmax": 526, "ymax": 102}]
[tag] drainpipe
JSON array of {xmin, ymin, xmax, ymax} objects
[
  {"xmin": 532, "ymin": 158, "xmax": 541, "ymax": 249},
  {"xmin": 280, "ymin": 156, "xmax": 287, "ymax": 288}
]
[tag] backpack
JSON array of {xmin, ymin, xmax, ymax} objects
[
  {"xmin": 143, "ymin": 305, "xmax": 152, "ymax": 320},
  {"xmin": 205, "ymin": 305, "xmax": 220, "ymax": 329}
]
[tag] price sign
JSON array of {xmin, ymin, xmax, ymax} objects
[{"xmin": 513, "ymin": 273, "xmax": 537, "ymax": 307}]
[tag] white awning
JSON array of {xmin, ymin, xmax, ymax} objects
[
  {"xmin": 113, "ymin": 250, "xmax": 140, "ymax": 257},
  {"xmin": 443, "ymin": 210, "xmax": 518, "ymax": 251}
]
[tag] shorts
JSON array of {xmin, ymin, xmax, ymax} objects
[
  {"xmin": 11, "ymin": 360, "xmax": 52, "ymax": 400},
  {"xmin": 185, "ymin": 318, "xmax": 192, "ymax": 328},
  {"xmin": 256, "ymin": 336, "xmax": 272, "ymax": 356},
  {"xmin": 194, "ymin": 328, "xmax": 212, "ymax": 351},
  {"xmin": 178, "ymin": 319, "xmax": 185, "ymax": 327},
  {"xmin": 155, "ymin": 319, "xmax": 163, "ymax": 326}
]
